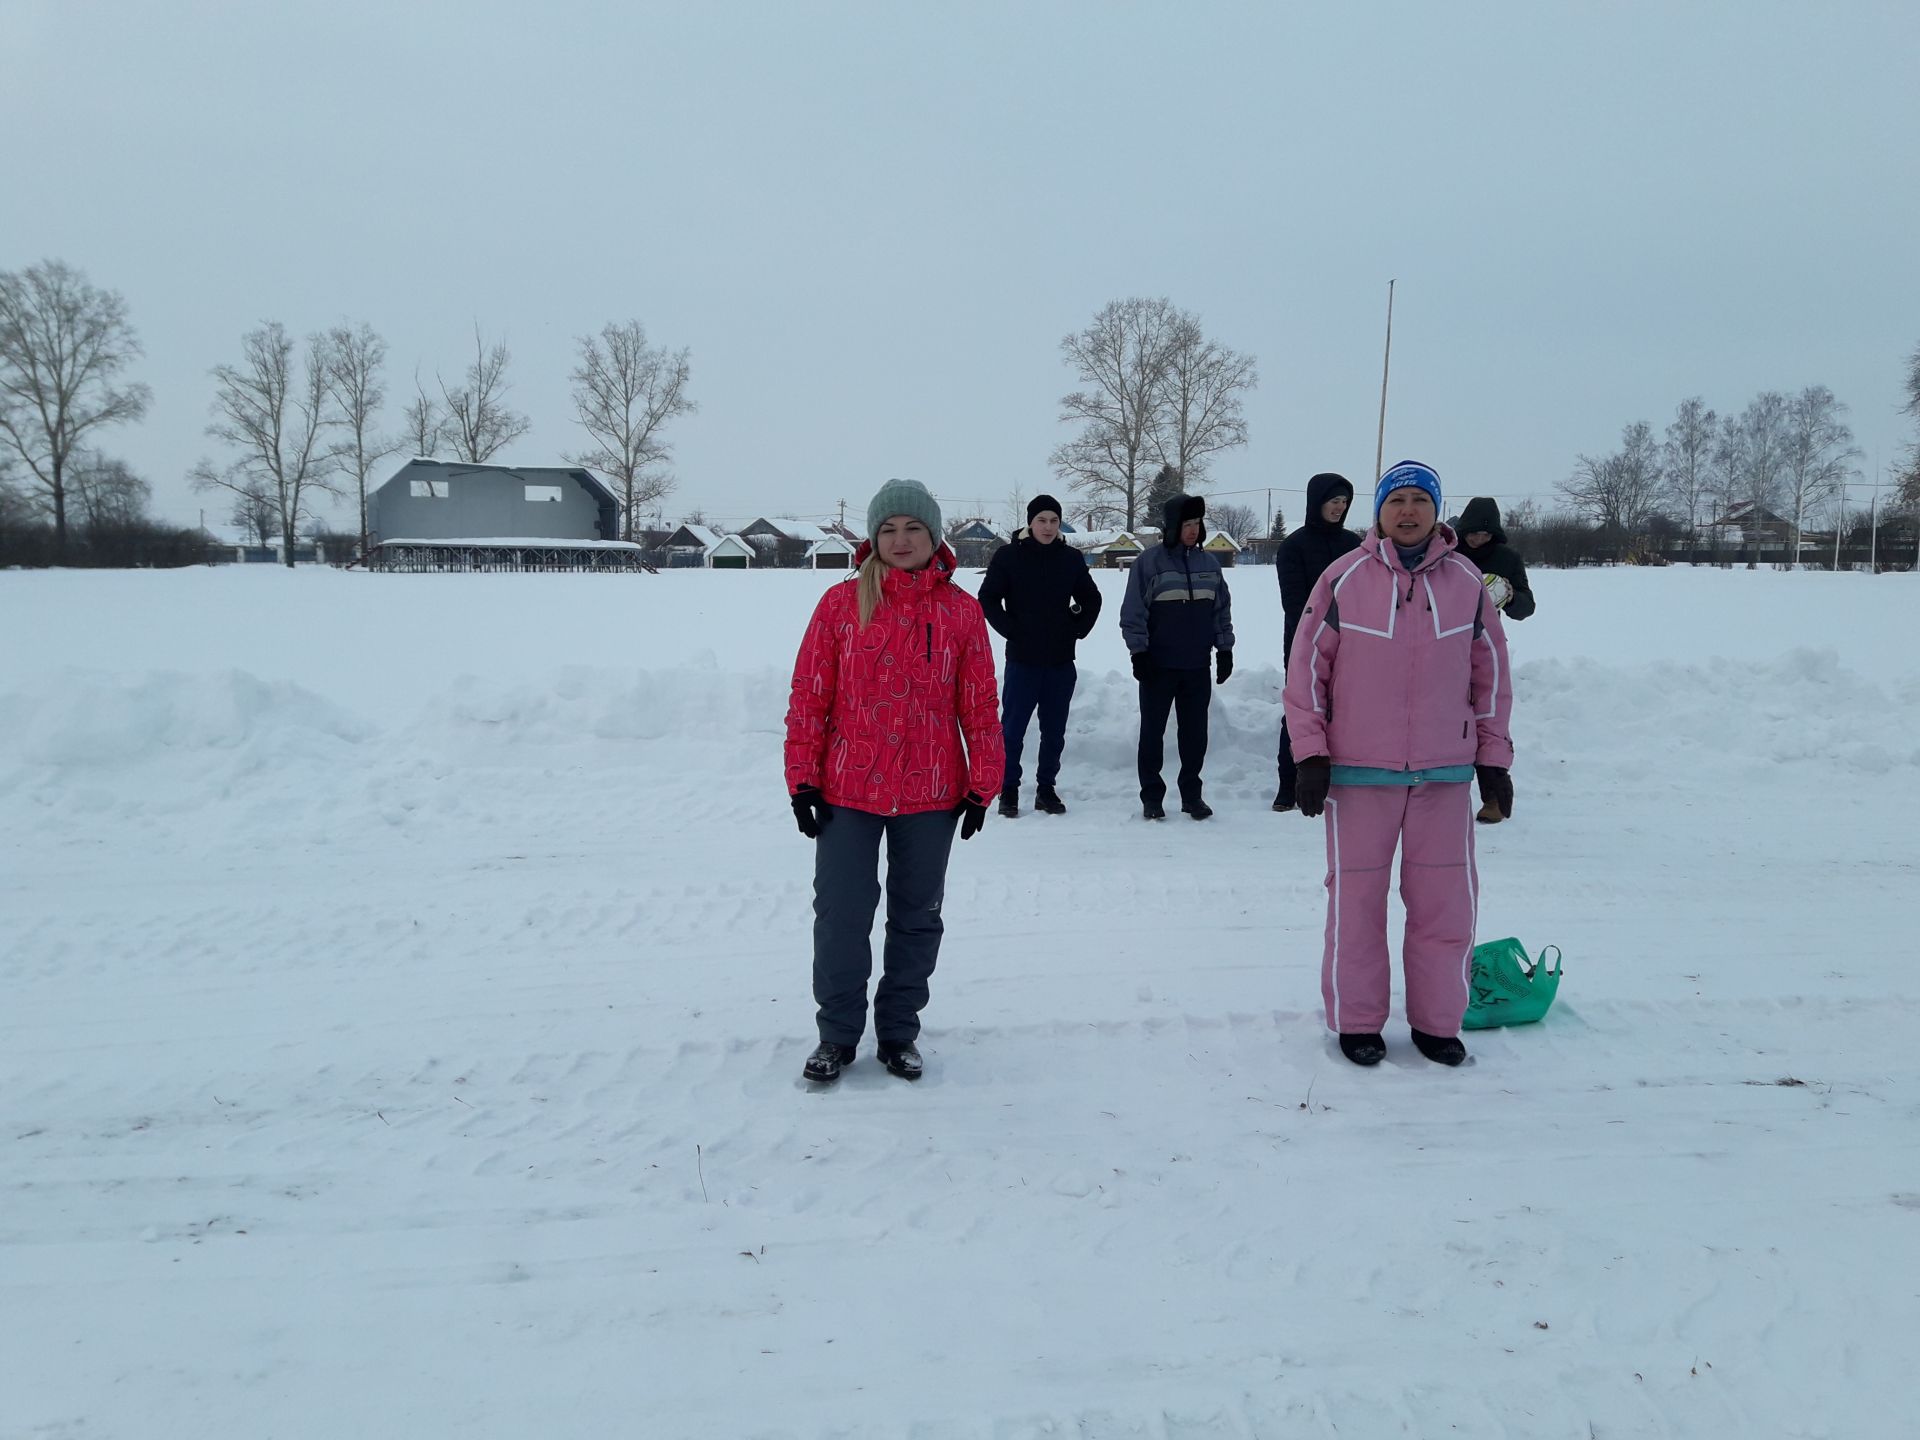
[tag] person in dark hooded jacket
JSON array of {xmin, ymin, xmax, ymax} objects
[
  {"xmin": 1455, "ymin": 495, "xmax": 1533, "ymax": 824},
  {"xmin": 978, "ymin": 494, "xmax": 1103, "ymax": 816},
  {"xmin": 1273, "ymin": 472, "xmax": 1361, "ymax": 810},
  {"xmin": 1119, "ymin": 492, "xmax": 1234, "ymax": 820},
  {"xmin": 1455, "ymin": 496, "xmax": 1536, "ymax": 622}
]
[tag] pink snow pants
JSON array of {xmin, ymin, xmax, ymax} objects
[{"xmin": 1320, "ymin": 781, "xmax": 1478, "ymax": 1036}]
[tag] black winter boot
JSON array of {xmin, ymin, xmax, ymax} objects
[
  {"xmin": 876, "ymin": 1041, "xmax": 923, "ymax": 1080},
  {"xmin": 1182, "ymin": 797, "xmax": 1214, "ymax": 820},
  {"xmin": 802, "ymin": 1041, "xmax": 857, "ymax": 1084},
  {"xmin": 1410, "ymin": 1028, "xmax": 1468, "ymax": 1066},
  {"xmin": 1273, "ymin": 786, "xmax": 1295, "ymax": 813},
  {"xmin": 1142, "ymin": 798, "xmax": 1166, "ymax": 820},
  {"xmin": 1338, "ymin": 1032, "xmax": 1387, "ymax": 1067},
  {"xmin": 1034, "ymin": 785, "xmax": 1066, "ymax": 815},
  {"xmin": 998, "ymin": 789, "xmax": 1020, "ymax": 819}
]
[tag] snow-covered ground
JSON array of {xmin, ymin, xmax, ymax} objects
[{"xmin": 3, "ymin": 562, "xmax": 1916, "ymax": 1439}]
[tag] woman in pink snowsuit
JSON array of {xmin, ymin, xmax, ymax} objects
[{"xmin": 1281, "ymin": 461, "xmax": 1514, "ymax": 1067}]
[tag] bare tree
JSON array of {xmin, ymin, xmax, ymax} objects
[
  {"xmin": 402, "ymin": 371, "xmax": 443, "ymax": 457},
  {"xmin": 1501, "ymin": 497, "xmax": 1541, "ymax": 552},
  {"xmin": 323, "ymin": 322, "xmax": 398, "ymax": 558},
  {"xmin": 1153, "ymin": 310, "xmax": 1256, "ymax": 483},
  {"xmin": 68, "ymin": 452, "xmax": 150, "ymax": 533},
  {"xmin": 1558, "ymin": 420, "xmax": 1664, "ymax": 545},
  {"xmin": 1894, "ymin": 341, "xmax": 1920, "ymax": 514},
  {"xmin": 1719, "ymin": 391, "xmax": 1792, "ymax": 518},
  {"xmin": 1661, "ymin": 397, "xmax": 1717, "ymax": 550},
  {"xmin": 0, "ymin": 260, "xmax": 153, "ymax": 558},
  {"xmin": 1210, "ymin": 501, "xmax": 1259, "ymax": 542},
  {"xmin": 1003, "ymin": 486, "xmax": 1029, "ymax": 537},
  {"xmin": 440, "ymin": 326, "xmax": 530, "ymax": 463},
  {"xmin": 229, "ymin": 479, "xmax": 277, "ymax": 546},
  {"xmin": 567, "ymin": 319, "xmax": 696, "ymax": 540},
  {"xmin": 1778, "ymin": 385, "xmax": 1859, "ymax": 560},
  {"xmin": 1050, "ymin": 297, "xmax": 1178, "ymax": 531},
  {"xmin": 190, "ymin": 322, "xmax": 339, "ymax": 569},
  {"xmin": 0, "ymin": 455, "xmax": 33, "ymax": 531}
]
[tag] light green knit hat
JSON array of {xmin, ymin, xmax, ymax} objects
[{"xmin": 865, "ymin": 478, "xmax": 943, "ymax": 541}]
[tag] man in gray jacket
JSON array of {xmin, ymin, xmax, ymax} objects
[{"xmin": 1119, "ymin": 492, "xmax": 1235, "ymax": 820}]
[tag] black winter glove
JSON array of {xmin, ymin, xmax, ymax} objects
[
  {"xmin": 1294, "ymin": 756, "xmax": 1332, "ymax": 818},
  {"xmin": 1130, "ymin": 651, "xmax": 1153, "ymax": 682},
  {"xmin": 1215, "ymin": 650, "xmax": 1234, "ymax": 685},
  {"xmin": 791, "ymin": 784, "xmax": 830, "ymax": 839},
  {"xmin": 953, "ymin": 790, "xmax": 989, "ymax": 840},
  {"xmin": 1475, "ymin": 765, "xmax": 1513, "ymax": 820}
]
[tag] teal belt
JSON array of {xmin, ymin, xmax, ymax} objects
[{"xmin": 1329, "ymin": 763, "xmax": 1475, "ymax": 786}]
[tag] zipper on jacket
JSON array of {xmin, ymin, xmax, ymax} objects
[{"xmin": 925, "ymin": 622, "xmax": 932, "ymax": 662}]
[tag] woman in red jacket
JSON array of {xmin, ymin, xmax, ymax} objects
[{"xmin": 784, "ymin": 479, "xmax": 1004, "ymax": 1085}]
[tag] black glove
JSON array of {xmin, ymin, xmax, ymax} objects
[
  {"xmin": 791, "ymin": 784, "xmax": 830, "ymax": 839},
  {"xmin": 1476, "ymin": 765, "xmax": 1513, "ymax": 820},
  {"xmin": 1215, "ymin": 650, "xmax": 1234, "ymax": 685},
  {"xmin": 1295, "ymin": 756, "xmax": 1332, "ymax": 818},
  {"xmin": 953, "ymin": 790, "xmax": 989, "ymax": 840},
  {"xmin": 1130, "ymin": 651, "xmax": 1153, "ymax": 682}
]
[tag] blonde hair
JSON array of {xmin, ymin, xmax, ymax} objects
[{"xmin": 856, "ymin": 550, "xmax": 888, "ymax": 629}]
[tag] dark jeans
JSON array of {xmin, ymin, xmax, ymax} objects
[
  {"xmin": 1001, "ymin": 659, "xmax": 1077, "ymax": 792},
  {"xmin": 1277, "ymin": 715, "xmax": 1297, "ymax": 797},
  {"xmin": 812, "ymin": 804, "xmax": 959, "ymax": 1046},
  {"xmin": 1137, "ymin": 664, "xmax": 1211, "ymax": 805}
]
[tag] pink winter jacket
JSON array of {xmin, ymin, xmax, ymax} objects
[{"xmin": 1283, "ymin": 526, "xmax": 1514, "ymax": 773}]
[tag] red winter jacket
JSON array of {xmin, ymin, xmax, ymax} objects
[{"xmin": 785, "ymin": 543, "xmax": 1004, "ymax": 816}]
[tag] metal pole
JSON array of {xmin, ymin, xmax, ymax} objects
[
  {"xmin": 1374, "ymin": 279, "xmax": 1396, "ymax": 483},
  {"xmin": 1832, "ymin": 486, "xmax": 1843, "ymax": 571}
]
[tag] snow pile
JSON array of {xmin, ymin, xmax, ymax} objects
[{"xmin": 2, "ymin": 563, "xmax": 1917, "ymax": 1439}]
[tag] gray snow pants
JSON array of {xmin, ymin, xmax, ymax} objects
[{"xmin": 812, "ymin": 803, "xmax": 960, "ymax": 1046}]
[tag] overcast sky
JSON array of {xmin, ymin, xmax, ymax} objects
[{"xmin": 7, "ymin": 0, "xmax": 1917, "ymax": 533}]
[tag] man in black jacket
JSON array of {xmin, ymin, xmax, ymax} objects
[
  {"xmin": 978, "ymin": 494, "xmax": 1103, "ymax": 816},
  {"xmin": 1274, "ymin": 472, "xmax": 1360, "ymax": 811},
  {"xmin": 1455, "ymin": 496, "xmax": 1534, "ymax": 824}
]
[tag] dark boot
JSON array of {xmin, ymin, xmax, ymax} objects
[
  {"xmin": 1410, "ymin": 1028, "xmax": 1467, "ymax": 1066},
  {"xmin": 1142, "ymin": 798, "xmax": 1166, "ymax": 820},
  {"xmin": 998, "ymin": 789, "xmax": 1020, "ymax": 819},
  {"xmin": 1182, "ymin": 797, "xmax": 1214, "ymax": 820},
  {"xmin": 803, "ymin": 1041, "xmax": 857, "ymax": 1084},
  {"xmin": 1338, "ymin": 1032, "xmax": 1387, "ymax": 1067},
  {"xmin": 876, "ymin": 1040, "xmax": 923, "ymax": 1080},
  {"xmin": 1273, "ymin": 786, "xmax": 1295, "ymax": 813},
  {"xmin": 1034, "ymin": 785, "xmax": 1066, "ymax": 815}
]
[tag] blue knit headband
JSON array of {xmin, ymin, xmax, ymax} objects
[{"xmin": 1374, "ymin": 461, "xmax": 1443, "ymax": 516}]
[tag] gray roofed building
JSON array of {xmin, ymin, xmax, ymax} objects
[{"xmin": 367, "ymin": 459, "xmax": 620, "ymax": 548}]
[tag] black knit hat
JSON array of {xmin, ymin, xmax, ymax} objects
[{"xmin": 1027, "ymin": 493, "xmax": 1063, "ymax": 522}]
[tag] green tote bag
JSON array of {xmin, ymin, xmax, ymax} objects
[{"xmin": 1463, "ymin": 937, "xmax": 1563, "ymax": 1030}]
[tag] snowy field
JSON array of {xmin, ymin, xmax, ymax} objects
[{"xmin": 3, "ymin": 561, "xmax": 1918, "ymax": 1440}]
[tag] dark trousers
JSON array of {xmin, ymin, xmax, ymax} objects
[
  {"xmin": 1001, "ymin": 659, "xmax": 1077, "ymax": 793},
  {"xmin": 812, "ymin": 804, "xmax": 959, "ymax": 1046},
  {"xmin": 1137, "ymin": 665, "xmax": 1211, "ymax": 805},
  {"xmin": 1277, "ymin": 715, "xmax": 1297, "ymax": 796}
]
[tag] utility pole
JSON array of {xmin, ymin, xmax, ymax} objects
[
  {"xmin": 1832, "ymin": 485, "xmax": 1844, "ymax": 571},
  {"xmin": 1374, "ymin": 279, "xmax": 1396, "ymax": 483}
]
